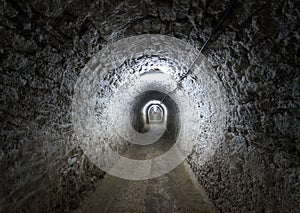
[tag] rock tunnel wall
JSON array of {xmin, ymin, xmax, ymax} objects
[
  {"xmin": 1, "ymin": 0, "xmax": 299, "ymax": 212},
  {"xmin": 187, "ymin": 1, "xmax": 300, "ymax": 211}
]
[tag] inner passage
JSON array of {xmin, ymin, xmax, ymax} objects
[
  {"xmin": 121, "ymin": 90, "xmax": 180, "ymax": 160},
  {"xmin": 148, "ymin": 104, "xmax": 163, "ymax": 122}
]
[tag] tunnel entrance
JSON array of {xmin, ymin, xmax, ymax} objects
[
  {"xmin": 114, "ymin": 90, "xmax": 181, "ymax": 160},
  {"xmin": 148, "ymin": 104, "xmax": 163, "ymax": 122},
  {"xmin": 142, "ymin": 99, "xmax": 168, "ymax": 129},
  {"xmin": 130, "ymin": 90, "xmax": 180, "ymax": 139}
]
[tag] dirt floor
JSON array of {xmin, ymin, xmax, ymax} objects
[{"xmin": 74, "ymin": 125, "xmax": 216, "ymax": 213}]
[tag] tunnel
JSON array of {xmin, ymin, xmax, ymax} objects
[{"xmin": 1, "ymin": 0, "xmax": 299, "ymax": 212}]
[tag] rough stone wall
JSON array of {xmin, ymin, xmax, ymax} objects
[
  {"xmin": 189, "ymin": 0, "xmax": 300, "ymax": 212},
  {"xmin": 0, "ymin": 0, "xmax": 107, "ymax": 211},
  {"xmin": 1, "ymin": 0, "xmax": 299, "ymax": 212}
]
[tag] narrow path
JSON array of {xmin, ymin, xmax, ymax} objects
[{"xmin": 74, "ymin": 125, "xmax": 216, "ymax": 213}]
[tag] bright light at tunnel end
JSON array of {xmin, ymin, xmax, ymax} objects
[{"xmin": 72, "ymin": 34, "xmax": 227, "ymax": 180}]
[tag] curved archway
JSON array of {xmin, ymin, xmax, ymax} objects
[
  {"xmin": 148, "ymin": 104, "xmax": 164, "ymax": 122},
  {"xmin": 142, "ymin": 100, "xmax": 168, "ymax": 127}
]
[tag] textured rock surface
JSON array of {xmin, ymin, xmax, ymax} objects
[
  {"xmin": 1, "ymin": 0, "xmax": 299, "ymax": 212},
  {"xmin": 190, "ymin": 0, "xmax": 300, "ymax": 211}
]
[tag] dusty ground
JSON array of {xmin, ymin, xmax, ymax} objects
[{"xmin": 74, "ymin": 125, "xmax": 216, "ymax": 213}]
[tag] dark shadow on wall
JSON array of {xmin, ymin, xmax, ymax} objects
[{"xmin": 0, "ymin": 147, "xmax": 105, "ymax": 212}]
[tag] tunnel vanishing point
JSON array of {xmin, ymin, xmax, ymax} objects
[{"xmin": 0, "ymin": 0, "xmax": 299, "ymax": 212}]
